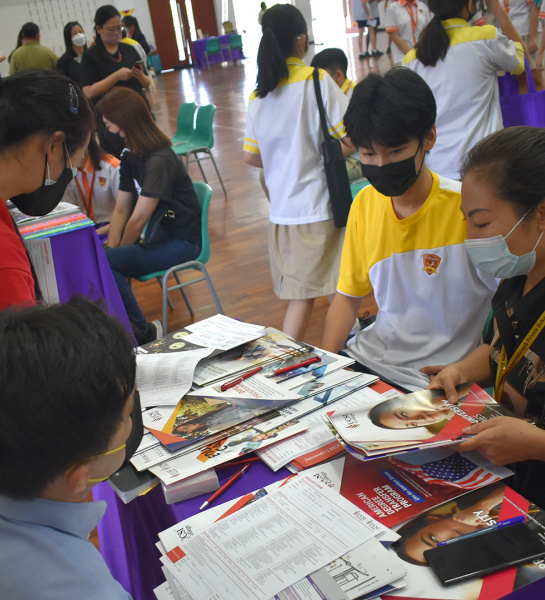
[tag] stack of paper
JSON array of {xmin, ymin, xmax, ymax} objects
[
  {"xmin": 327, "ymin": 383, "xmax": 517, "ymax": 460},
  {"xmin": 155, "ymin": 473, "xmax": 407, "ymax": 600}
]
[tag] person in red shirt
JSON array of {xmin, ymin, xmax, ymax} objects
[{"xmin": 0, "ymin": 69, "xmax": 95, "ymax": 310}]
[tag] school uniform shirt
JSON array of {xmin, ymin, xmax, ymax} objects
[
  {"xmin": 489, "ymin": 275, "xmax": 545, "ymax": 507},
  {"xmin": 341, "ymin": 78, "xmax": 357, "ymax": 101},
  {"xmin": 244, "ymin": 57, "xmax": 348, "ymax": 225},
  {"xmin": 354, "ymin": 0, "xmax": 380, "ymax": 21},
  {"xmin": 0, "ymin": 200, "xmax": 35, "ymax": 310},
  {"xmin": 119, "ymin": 146, "xmax": 201, "ymax": 244},
  {"xmin": 385, "ymin": 0, "xmax": 431, "ymax": 65},
  {"xmin": 338, "ymin": 172, "xmax": 498, "ymax": 391},
  {"xmin": 63, "ymin": 154, "xmax": 120, "ymax": 224},
  {"xmin": 405, "ymin": 19, "xmax": 524, "ymax": 180},
  {"xmin": 0, "ymin": 495, "xmax": 132, "ymax": 599},
  {"xmin": 502, "ymin": 0, "xmax": 536, "ymax": 36}
]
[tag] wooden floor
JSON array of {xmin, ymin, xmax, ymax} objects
[{"xmin": 131, "ymin": 33, "xmax": 395, "ymax": 347}]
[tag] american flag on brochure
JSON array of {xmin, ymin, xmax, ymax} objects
[{"xmin": 390, "ymin": 452, "xmax": 501, "ymax": 490}]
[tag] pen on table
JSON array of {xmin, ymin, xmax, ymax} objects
[
  {"xmin": 200, "ymin": 464, "xmax": 252, "ymax": 510},
  {"xmin": 220, "ymin": 366, "xmax": 263, "ymax": 392},
  {"xmin": 267, "ymin": 356, "xmax": 321, "ymax": 377},
  {"xmin": 437, "ymin": 515, "xmax": 526, "ymax": 546}
]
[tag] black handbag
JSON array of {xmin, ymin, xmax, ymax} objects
[
  {"xmin": 312, "ymin": 68, "xmax": 353, "ymax": 228},
  {"xmin": 139, "ymin": 202, "xmax": 175, "ymax": 248}
]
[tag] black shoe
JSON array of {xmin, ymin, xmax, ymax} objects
[
  {"xmin": 386, "ymin": 46, "xmax": 391, "ymax": 54},
  {"xmin": 372, "ymin": 50, "xmax": 384, "ymax": 56},
  {"xmin": 359, "ymin": 51, "xmax": 371, "ymax": 59}
]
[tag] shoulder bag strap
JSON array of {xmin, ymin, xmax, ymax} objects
[{"xmin": 313, "ymin": 68, "xmax": 331, "ymax": 141}]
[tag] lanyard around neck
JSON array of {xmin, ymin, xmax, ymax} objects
[
  {"xmin": 404, "ymin": 2, "xmax": 419, "ymax": 45},
  {"xmin": 494, "ymin": 308, "xmax": 545, "ymax": 400},
  {"xmin": 75, "ymin": 169, "xmax": 97, "ymax": 221}
]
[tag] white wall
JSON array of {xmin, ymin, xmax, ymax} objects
[{"xmin": 0, "ymin": 0, "xmax": 155, "ymax": 79}]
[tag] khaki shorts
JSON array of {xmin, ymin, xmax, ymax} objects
[{"xmin": 269, "ymin": 220, "xmax": 344, "ymax": 300}]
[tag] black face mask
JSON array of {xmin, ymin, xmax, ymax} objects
[
  {"xmin": 360, "ymin": 143, "xmax": 425, "ymax": 198},
  {"xmin": 119, "ymin": 389, "xmax": 144, "ymax": 471},
  {"xmin": 10, "ymin": 151, "xmax": 76, "ymax": 217}
]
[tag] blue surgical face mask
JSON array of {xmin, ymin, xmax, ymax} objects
[{"xmin": 464, "ymin": 210, "xmax": 544, "ymax": 278}]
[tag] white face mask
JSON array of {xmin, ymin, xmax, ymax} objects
[
  {"xmin": 464, "ymin": 210, "xmax": 544, "ymax": 279},
  {"xmin": 72, "ymin": 33, "xmax": 86, "ymax": 47}
]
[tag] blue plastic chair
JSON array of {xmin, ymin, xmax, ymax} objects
[
  {"xmin": 134, "ymin": 182, "xmax": 224, "ymax": 333},
  {"xmin": 172, "ymin": 104, "xmax": 227, "ymax": 196},
  {"xmin": 171, "ymin": 102, "xmax": 197, "ymax": 147}
]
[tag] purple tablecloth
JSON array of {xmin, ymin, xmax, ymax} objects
[
  {"xmin": 49, "ymin": 226, "xmax": 133, "ymax": 338},
  {"xmin": 192, "ymin": 34, "xmax": 244, "ymax": 70},
  {"xmin": 93, "ymin": 461, "xmax": 291, "ymax": 599}
]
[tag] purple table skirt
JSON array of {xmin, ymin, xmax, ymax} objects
[
  {"xmin": 93, "ymin": 461, "xmax": 291, "ymax": 599},
  {"xmin": 192, "ymin": 34, "xmax": 244, "ymax": 70},
  {"xmin": 50, "ymin": 226, "xmax": 134, "ymax": 340}
]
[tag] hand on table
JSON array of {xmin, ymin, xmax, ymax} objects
[{"xmin": 457, "ymin": 416, "xmax": 545, "ymax": 465}]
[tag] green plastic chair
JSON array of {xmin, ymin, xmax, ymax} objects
[
  {"xmin": 172, "ymin": 104, "xmax": 227, "ymax": 196},
  {"xmin": 134, "ymin": 182, "xmax": 224, "ymax": 333},
  {"xmin": 171, "ymin": 102, "xmax": 197, "ymax": 147},
  {"xmin": 227, "ymin": 34, "xmax": 243, "ymax": 62},
  {"xmin": 204, "ymin": 37, "xmax": 223, "ymax": 68}
]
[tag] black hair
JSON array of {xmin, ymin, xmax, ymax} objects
[
  {"xmin": 21, "ymin": 22, "xmax": 40, "ymax": 39},
  {"xmin": 310, "ymin": 48, "xmax": 348, "ymax": 77},
  {"xmin": 87, "ymin": 134, "xmax": 108, "ymax": 171},
  {"xmin": 0, "ymin": 298, "xmax": 136, "ymax": 499},
  {"xmin": 0, "ymin": 69, "xmax": 95, "ymax": 155},
  {"xmin": 256, "ymin": 3, "xmax": 307, "ymax": 98},
  {"xmin": 344, "ymin": 68, "xmax": 436, "ymax": 150},
  {"xmin": 415, "ymin": 0, "xmax": 471, "ymax": 66},
  {"xmin": 460, "ymin": 127, "xmax": 545, "ymax": 218},
  {"xmin": 94, "ymin": 4, "xmax": 122, "ymax": 63},
  {"xmin": 63, "ymin": 21, "xmax": 87, "ymax": 58},
  {"xmin": 122, "ymin": 15, "xmax": 141, "ymax": 34}
]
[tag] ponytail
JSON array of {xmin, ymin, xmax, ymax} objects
[
  {"xmin": 415, "ymin": 0, "xmax": 470, "ymax": 67},
  {"xmin": 255, "ymin": 4, "xmax": 307, "ymax": 98}
]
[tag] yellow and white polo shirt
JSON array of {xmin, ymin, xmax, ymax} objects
[
  {"xmin": 339, "ymin": 172, "xmax": 498, "ymax": 391},
  {"xmin": 244, "ymin": 57, "xmax": 348, "ymax": 225},
  {"xmin": 405, "ymin": 19, "xmax": 524, "ymax": 180}
]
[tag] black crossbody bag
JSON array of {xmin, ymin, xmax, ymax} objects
[{"xmin": 312, "ymin": 68, "xmax": 353, "ymax": 228}]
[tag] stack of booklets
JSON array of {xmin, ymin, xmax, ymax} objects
[
  {"xmin": 10, "ymin": 201, "xmax": 94, "ymax": 239},
  {"xmin": 326, "ymin": 382, "xmax": 516, "ymax": 461},
  {"xmin": 115, "ymin": 315, "xmax": 379, "ymax": 503}
]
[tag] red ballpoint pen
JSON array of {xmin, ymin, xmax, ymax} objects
[
  {"xmin": 270, "ymin": 356, "xmax": 321, "ymax": 376},
  {"xmin": 200, "ymin": 464, "xmax": 252, "ymax": 510},
  {"xmin": 220, "ymin": 366, "xmax": 263, "ymax": 392}
]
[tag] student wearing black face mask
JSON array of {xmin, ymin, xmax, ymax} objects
[
  {"xmin": 0, "ymin": 69, "xmax": 95, "ymax": 310},
  {"xmin": 321, "ymin": 68, "xmax": 498, "ymax": 392}
]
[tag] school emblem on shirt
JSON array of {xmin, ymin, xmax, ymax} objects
[
  {"xmin": 98, "ymin": 176, "xmax": 107, "ymax": 187},
  {"xmin": 423, "ymin": 254, "xmax": 441, "ymax": 275}
]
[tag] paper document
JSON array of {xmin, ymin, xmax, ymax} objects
[
  {"xmin": 136, "ymin": 349, "xmax": 214, "ymax": 408},
  {"xmin": 184, "ymin": 314, "xmax": 265, "ymax": 350},
  {"xmin": 163, "ymin": 476, "xmax": 383, "ymax": 600},
  {"xmin": 24, "ymin": 238, "xmax": 59, "ymax": 304}
]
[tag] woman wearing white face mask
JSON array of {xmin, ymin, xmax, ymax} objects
[
  {"xmin": 427, "ymin": 127, "xmax": 545, "ymax": 508},
  {"xmin": 56, "ymin": 21, "xmax": 87, "ymax": 87},
  {"xmin": 0, "ymin": 69, "xmax": 95, "ymax": 310},
  {"xmin": 81, "ymin": 5, "xmax": 150, "ymax": 157}
]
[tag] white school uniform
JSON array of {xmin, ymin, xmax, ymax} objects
[
  {"xmin": 502, "ymin": 0, "xmax": 537, "ymax": 37},
  {"xmin": 405, "ymin": 19, "xmax": 524, "ymax": 180},
  {"xmin": 354, "ymin": 0, "xmax": 380, "ymax": 22},
  {"xmin": 385, "ymin": 0, "xmax": 431, "ymax": 65},
  {"xmin": 244, "ymin": 57, "xmax": 349, "ymax": 225}
]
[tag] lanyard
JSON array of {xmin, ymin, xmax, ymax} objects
[
  {"xmin": 75, "ymin": 169, "xmax": 97, "ymax": 222},
  {"xmin": 494, "ymin": 308, "xmax": 545, "ymax": 400},
  {"xmin": 404, "ymin": 1, "xmax": 419, "ymax": 45}
]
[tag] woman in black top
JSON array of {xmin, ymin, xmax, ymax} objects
[
  {"xmin": 81, "ymin": 5, "xmax": 150, "ymax": 157},
  {"xmin": 97, "ymin": 87, "xmax": 202, "ymax": 345},
  {"xmin": 122, "ymin": 16, "xmax": 151, "ymax": 55},
  {"xmin": 57, "ymin": 21, "xmax": 87, "ymax": 86},
  {"xmin": 429, "ymin": 127, "xmax": 545, "ymax": 508}
]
